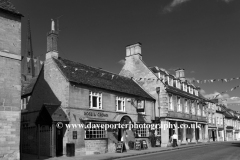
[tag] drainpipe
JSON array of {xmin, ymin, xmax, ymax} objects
[
  {"xmin": 223, "ymin": 117, "xmax": 226, "ymax": 141},
  {"xmin": 156, "ymin": 87, "xmax": 160, "ymax": 122}
]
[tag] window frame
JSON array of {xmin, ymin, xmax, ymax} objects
[
  {"xmin": 85, "ymin": 122, "xmax": 107, "ymax": 139},
  {"xmin": 169, "ymin": 95, "xmax": 173, "ymax": 111},
  {"xmin": 116, "ymin": 96, "xmax": 126, "ymax": 112},
  {"xmin": 185, "ymin": 99, "xmax": 189, "ymax": 113},
  {"xmin": 177, "ymin": 97, "xmax": 182, "ymax": 112},
  {"xmin": 89, "ymin": 91, "xmax": 103, "ymax": 110},
  {"xmin": 137, "ymin": 100, "xmax": 145, "ymax": 114}
]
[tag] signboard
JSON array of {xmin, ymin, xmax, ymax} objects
[
  {"xmin": 116, "ymin": 142, "xmax": 124, "ymax": 153},
  {"xmin": 135, "ymin": 141, "xmax": 141, "ymax": 150},
  {"xmin": 142, "ymin": 140, "xmax": 148, "ymax": 149},
  {"xmin": 84, "ymin": 111, "xmax": 108, "ymax": 118},
  {"xmin": 73, "ymin": 131, "xmax": 77, "ymax": 139}
]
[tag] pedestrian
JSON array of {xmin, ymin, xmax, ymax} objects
[{"xmin": 172, "ymin": 131, "xmax": 178, "ymax": 147}]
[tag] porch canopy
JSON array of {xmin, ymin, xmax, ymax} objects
[{"xmin": 35, "ymin": 103, "xmax": 69, "ymax": 125}]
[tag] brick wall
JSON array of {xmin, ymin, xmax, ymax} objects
[{"xmin": 0, "ymin": 10, "xmax": 21, "ymax": 160}]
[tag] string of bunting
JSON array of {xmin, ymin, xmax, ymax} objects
[
  {"xmin": 192, "ymin": 77, "xmax": 240, "ymax": 84},
  {"xmin": 210, "ymin": 84, "xmax": 240, "ymax": 99}
]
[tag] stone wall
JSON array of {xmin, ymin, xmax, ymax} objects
[{"xmin": 0, "ymin": 10, "xmax": 21, "ymax": 160}]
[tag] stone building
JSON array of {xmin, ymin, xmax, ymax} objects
[
  {"xmin": 21, "ymin": 21, "xmax": 155, "ymax": 157},
  {"xmin": 119, "ymin": 43, "xmax": 208, "ymax": 147},
  {"xmin": 0, "ymin": 0, "xmax": 23, "ymax": 159},
  {"xmin": 206, "ymin": 100, "xmax": 218, "ymax": 142},
  {"xmin": 215, "ymin": 104, "xmax": 225, "ymax": 141}
]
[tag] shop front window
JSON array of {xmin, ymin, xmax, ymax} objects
[
  {"xmin": 85, "ymin": 123, "xmax": 106, "ymax": 139},
  {"xmin": 135, "ymin": 127, "xmax": 149, "ymax": 137}
]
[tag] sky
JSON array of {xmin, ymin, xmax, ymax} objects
[{"xmin": 11, "ymin": 0, "xmax": 240, "ymax": 111}]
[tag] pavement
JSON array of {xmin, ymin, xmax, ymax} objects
[
  {"xmin": 22, "ymin": 141, "xmax": 231, "ymax": 160},
  {"xmin": 121, "ymin": 141, "xmax": 240, "ymax": 160}
]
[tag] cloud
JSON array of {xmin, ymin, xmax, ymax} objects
[
  {"xmin": 230, "ymin": 97, "xmax": 240, "ymax": 100},
  {"xmin": 222, "ymin": 0, "xmax": 234, "ymax": 3},
  {"xmin": 162, "ymin": 0, "xmax": 234, "ymax": 13},
  {"xmin": 163, "ymin": 0, "xmax": 190, "ymax": 13},
  {"xmin": 118, "ymin": 59, "xmax": 125, "ymax": 66},
  {"xmin": 228, "ymin": 97, "xmax": 240, "ymax": 104},
  {"xmin": 190, "ymin": 71, "xmax": 195, "ymax": 73},
  {"xmin": 201, "ymin": 91, "xmax": 230, "ymax": 100}
]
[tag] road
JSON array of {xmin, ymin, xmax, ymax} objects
[{"xmin": 118, "ymin": 142, "xmax": 240, "ymax": 160}]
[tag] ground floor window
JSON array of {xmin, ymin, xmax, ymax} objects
[
  {"xmin": 135, "ymin": 126, "xmax": 149, "ymax": 137},
  {"xmin": 85, "ymin": 123, "xmax": 107, "ymax": 139}
]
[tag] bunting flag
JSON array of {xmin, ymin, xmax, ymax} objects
[
  {"xmin": 210, "ymin": 84, "xmax": 240, "ymax": 100},
  {"xmin": 192, "ymin": 76, "xmax": 240, "ymax": 84}
]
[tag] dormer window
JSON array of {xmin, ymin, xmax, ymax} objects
[
  {"xmin": 169, "ymin": 78, "xmax": 173, "ymax": 86},
  {"xmin": 189, "ymin": 87, "xmax": 193, "ymax": 94},
  {"xmin": 183, "ymin": 84, "xmax": 188, "ymax": 92},
  {"xmin": 194, "ymin": 89, "xmax": 198, "ymax": 96}
]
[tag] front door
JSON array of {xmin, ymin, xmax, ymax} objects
[{"xmin": 56, "ymin": 128, "xmax": 63, "ymax": 156}]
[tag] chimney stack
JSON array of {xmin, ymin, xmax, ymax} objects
[
  {"xmin": 46, "ymin": 19, "xmax": 58, "ymax": 60},
  {"xmin": 126, "ymin": 43, "xmax": 142, "ymax": 60},
  {"xmin": 175, "ymin": 69, "xmax": 185, "ymax": 81}
]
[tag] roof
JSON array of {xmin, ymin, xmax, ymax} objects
[
  {"xmin": 21, "ymin": 77, "xmax": 37, "ymax": 96},
  {"xmin": 149, "ymin": 66, "xmax": 196, "ymax": 88},
  {"xmin": 166, "ymin": 85, "xmax": 202, "ymax": 101},
  {"xmin": 0, "ymin": 0, "xmax": 22, "ymax": 16},
  {"xmin": 53, "ymin": 57, "xmax": 155, "ymax": 100},
  {"xmin": 35, "ymin": 104, "xmax": 69, "ymax": 125}
]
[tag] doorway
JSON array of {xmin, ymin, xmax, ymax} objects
[{"xmin": 56, "ymin": 128, "xmax": 63, "ymax": 156}]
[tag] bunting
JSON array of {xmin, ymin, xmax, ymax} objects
[
  {"xmin": 192, "ymin": 76, "xmax": 240, "ymax": 84},
  {"xmin": 210, "ymin": 85, "xmax": 240, "ymax": 99}
]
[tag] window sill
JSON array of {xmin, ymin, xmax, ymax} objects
[
  {"xmin": 116, "ymin": 110, "xmax": 126, "ymax": 113},
  {"xmin": 89, "ymin": 108, "xmax": 103, "ymax": 111}
]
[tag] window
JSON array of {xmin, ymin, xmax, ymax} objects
[
  {"xmin": 202, "ymin": 107, "xmax": 206, "ymax": 117},
  {"xmin": 135, "ymin": 127, "xmax": 149, "ymax": 137},
  {"xmin": 177, "ymin": 81, "xmax": 181, "ymax": 89},
  {"xmin": 177, "ymin": 97, "xmax": 182, "ymax": 112},
  {"xmin": 212, "ymin": 116, "xmax": 215, "ymax": 124},
  {"xmin": 185, "ymin": 99, "xmax": 189, "ymax": 113},
  {"xmin": 189, "ymin": 87, "xmax": 193, "ymax": 94},
  {"xmin": 217, "ymin": 117, "xmax": 219, "ymax": 125},
  {"xmin": 197, "ymin": 104, "xmax": 201, "ymax": 116},
  {"xmin": 195, "ymin": 89, "xmax": 198, "ymax": 96},
  {"xmin": 168, "ymin": 77, "xmax": 173, "ymax": 86},
  {"xmin": 209, "ymin": 115, "xmax": 212, "ymax": 123},
  {"xmin": 21, "ymin": 98, "xmax": 26, "ymax": 110},
  {"xmin": 191, "ymin": 101, "xmax": 195, "ymax": 115},
  {"xmin": 116, "ymin": 97, "xmax": 125, "ymax": 112},
  {"xmin": 137, "ymin": 100, "xmax": 145, "ymax": 114},
  {"xmin": 85, "ymin": 123, "xmax": 106, "ymax": 139},
  {"xmin": 169, "ymin": 95, "xmax": 173, "ymax": 110},
  {"xmin": 89, "ymin": 91, "xmax": 102, "ymax": 109}
]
